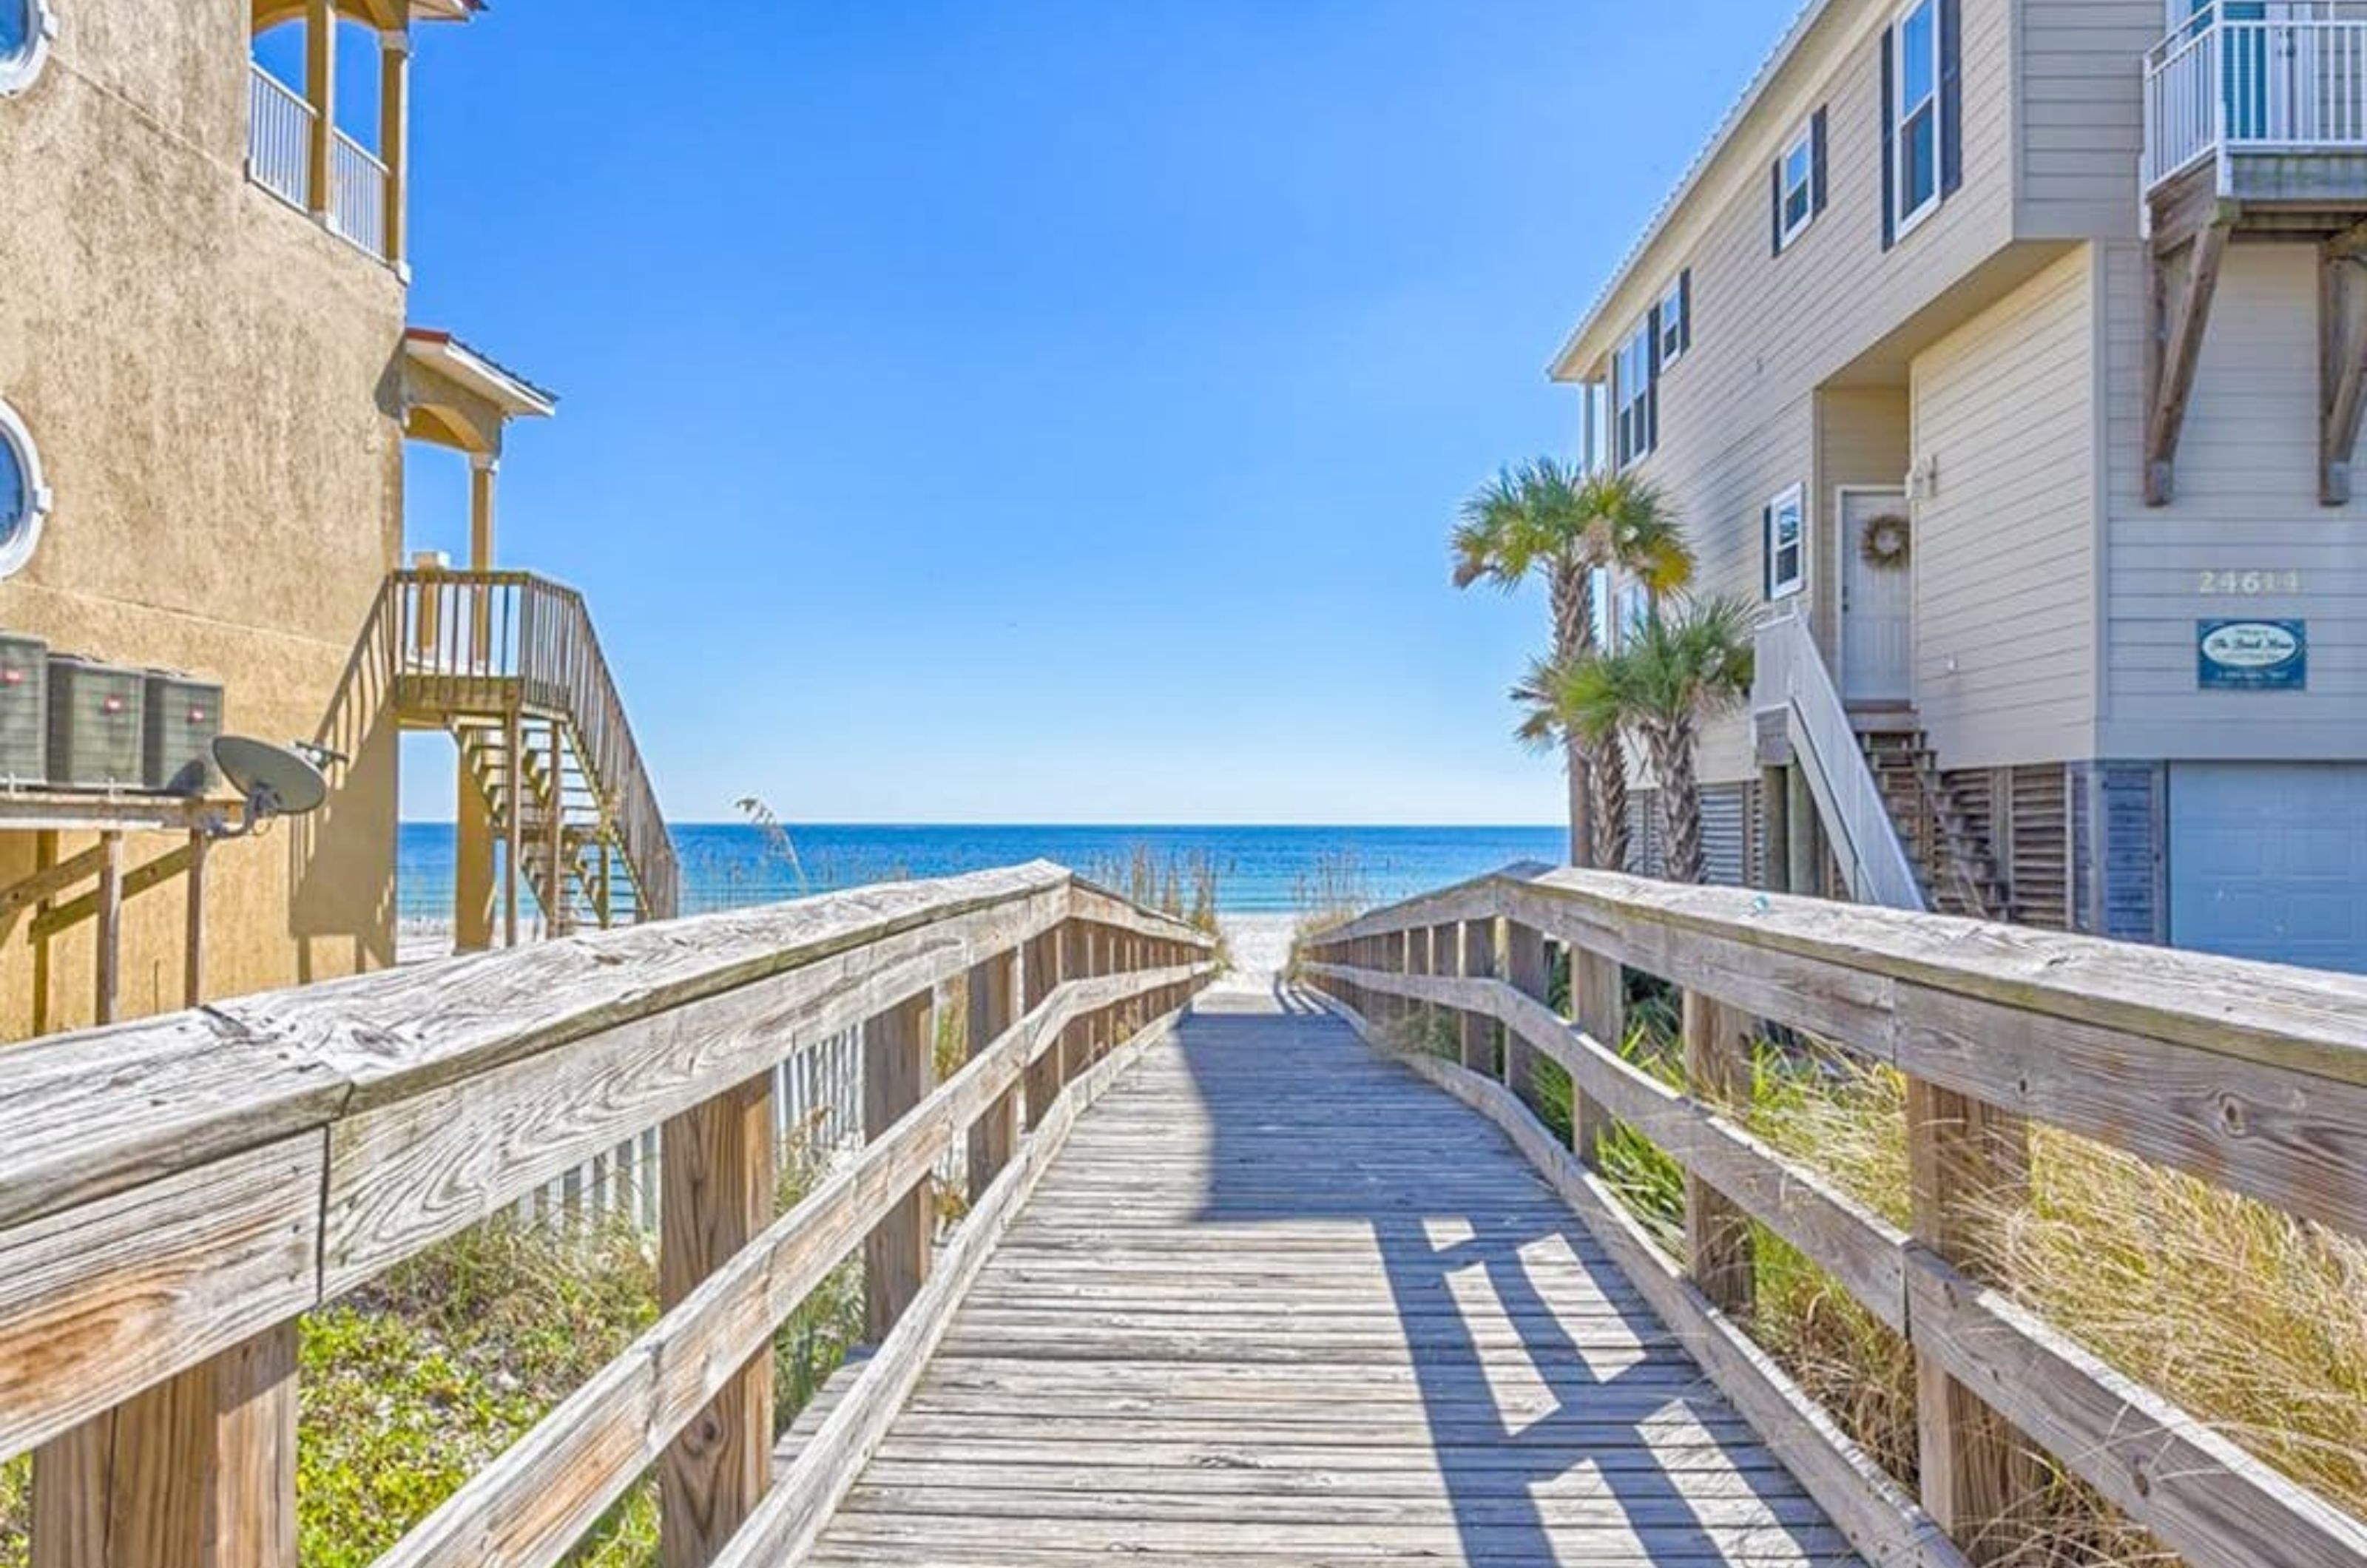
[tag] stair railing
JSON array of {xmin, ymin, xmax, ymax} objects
[
  {"xmin": 1752, "ymin": 609, "xmax": 1927, "ymax": 912},
  {"xmin": 387, "ymin": 568, "xmax": 681, "ymax": 922}
]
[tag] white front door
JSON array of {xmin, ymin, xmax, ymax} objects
[{"xmin": 1840, "ymin": 489, "xmax": 1914, "ymax": 703}]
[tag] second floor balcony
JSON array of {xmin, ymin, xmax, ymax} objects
[{"xmin": 2146, "ymin": 3, "xmax": 2367, "ymax": 209}]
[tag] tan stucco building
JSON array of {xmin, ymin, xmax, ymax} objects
[
  {"xmin": 0, "ymin": 0, "xmax": 667, "ymax": 1035},
  {"xmin": 1558, "ymin": 0, "xmax": 2367, "ymax": 974}
]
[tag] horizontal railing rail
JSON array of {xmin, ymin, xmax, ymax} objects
[
  {"xmin": 1298, "ymin": 862, "xmax": 2367, "ymax": 1568},
  {"xmin": 0, "ymin": 862, "xmax": 1217, "ymax": 1566},
  {"xmin": 2147, "ymin": 4, "xmax": 2367, "ymax": 190}
]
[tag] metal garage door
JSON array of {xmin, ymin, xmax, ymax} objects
[{"xmin": 2168, "ymin": 763, "xmax": 2367, "ymax": 975}]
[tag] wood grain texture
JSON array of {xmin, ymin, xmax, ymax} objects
[
  {"xmin": 794, "ymin": 990, "xmax": 1877, "ymax": 1568},
  {"xmin": 862, "ymin": 993, "xmax": 933, "ymax": 1342},
  {"xmin": 1681, "ymin": 993, "xmax": 1756, "ymax": 1318},
  {"xmin": 965, "ymin": 950, "xmax": 1019, "ymax": 1200},
  {"xmin": 365, "ymin": 962, "xmax": 1211, "ymax": 1568},
  {"xmin": 659, "ymin": 1072, "xmax": 775, "ymax": 1568}
]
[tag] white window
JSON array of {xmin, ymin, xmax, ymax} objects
[
  {"xmin": 1657, "ymin": 277, "xmax": 1688, "ymax": 370},
  {"xmin": 1764, "ymin": 484, "xmax": 1805, "ymax": 601},
  {"xmin": 0, "ymin": 399, "xmax": 52, "ymax": 579},
  {"xmin": 0, "ymin": 0, "xmax": 56, "ymax": 97},
  {"xmin": 1778, "ymin": 122, "xmax": 1817, "ymax": 249},
  {"xmin": 1893, "ymin": 0, "xmax": 1942, "ymax": 235},
  {"xmin": 1614, "ymin": 319, "xmax": 1655, "ymax": 467}
]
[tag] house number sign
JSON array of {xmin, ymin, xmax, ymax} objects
[
  {"xmin": 2196, "ymin": 570, "xmax": 2301, "ymax": 595},
  {"xmin": 2198, "ymin": 620, "xmax": 2306, "ymax": 692}
]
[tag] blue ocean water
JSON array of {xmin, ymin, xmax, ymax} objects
[{"xmin": 396, "ymin": 822, "xmax": 1564, "ymax": 922}]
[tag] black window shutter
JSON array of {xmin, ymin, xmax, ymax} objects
[
  {"xmin": 1880, "ymin": 29, "xmax": 1897, "ymax": 250},
  {"xmin": 1645, "ymin": 306, "xmax": 1663, "ymax": 451},
  {"xmin": 1678, "ymin": 269, "xmax": 1692, "ymax": 353},
  {"xmin": 1939, "ymin": 0, "xmax": 1963, "ymax": 196},
  {"xmin": 1811, "ymin": 107, "xmax": 1829, "ymax": 215},
  {"xmin": 1770, "ymin": 160, "xmax": 1784, "ymax": 256},
  {"xmin": 1761, "ymin": 507, "xmax": 1775, "ymax": 598}
]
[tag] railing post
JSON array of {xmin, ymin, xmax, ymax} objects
[
  {"xmin": 1021, "ymin": 926, "xmax": 1062, "ymax": 1132},
  {"xmin": 303, "ymin": 0, "xmax": 335, "ymax": 223},
  {"xmin": 31, "ymin": 1321, "xmax": 300, "ymax": 1568},
  {"xmin": 1457, "ymin": 917, "xmax": 1495, "ymax": 1074},
  {"xmin": 1567, "ymin": 945, "xmax": 1619, "ymax": 1166},
  {"xmin": 1504, "ymin": 922, "xmax": 1546, "ymax": 1104},
  {"xmin": 1680, "ymin": 993, "xmax": 1756, "ymax": 1316},
  {"xmin": 658, "ymin": 1069, "xmax": 774, "ymax": 1566},
  {"xmin": 966, "ymin": 947, "xmax": 1019, "ymax": 1201},
  {"xmin": 1908, "ymin": 1077, "xmax": 2041, "ymax": 1558},
  {"xmin": 1402, "ymin": 925, "xmax": 1431, "ymax": 1045},
  {"xmin": 862, "ymin": 991, "xmax": 935, "ymax": 1341}
]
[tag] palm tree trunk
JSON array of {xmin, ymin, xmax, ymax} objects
[
  {"xmin": 1652, "ymin": 716, "xmax": 1705, "ymax": 885},
  {"xmin": 1550, "ymin": 558, "xmax": 1597, "ymax": 867},
  {"xmin": 1592, "ymin": 729, "xmax": 1631, "ymax": 872}
]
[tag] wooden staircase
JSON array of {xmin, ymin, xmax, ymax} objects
[
  {"xmin": 369, "ymin": 567, "xmax": 681, "ymax": 933},
  {"xmin": 1857, "ymin": 728, "xmax": 2005, "ymax": 921}
]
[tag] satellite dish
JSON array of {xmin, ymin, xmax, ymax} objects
[{"xmin": 208, "ymin": 736, "xmax": 329, "ymax": 838}]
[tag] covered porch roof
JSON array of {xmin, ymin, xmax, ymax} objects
[{"xmin": 401, "ymin": 328, "xmax": 557, "ymax": 456}]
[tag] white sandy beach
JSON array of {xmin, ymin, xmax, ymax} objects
[{"xmin": 1217, "ymin": 912, "xmax": 1299, "ymax": 985}]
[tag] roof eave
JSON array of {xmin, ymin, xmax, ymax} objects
[{"xmin": 1548, "ymin": 0, "xmax": 1843, "ymax": 385}]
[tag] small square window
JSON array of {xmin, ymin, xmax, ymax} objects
[{"xmin": 1765, "ymin": 484, "xmax": 1805, "ymax": 601}]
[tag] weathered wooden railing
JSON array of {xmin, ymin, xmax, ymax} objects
[
  {"xmin": 0, "ymin": 862, "xmax": 1215, "ymax": 1567},
  {"xmin": 1300, "ymin": 862, "xmax": 2367, "ymax": 1568}
]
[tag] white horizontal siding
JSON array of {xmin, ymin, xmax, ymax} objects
[
  {"xmin": 2101, "ymin": 241, "xmax": 2367, "ymax": 758},
  {"xmin": 1908, "ymin": 246, "xmax": 2098, "ymax": 766}
]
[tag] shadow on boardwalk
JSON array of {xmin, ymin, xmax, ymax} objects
[{"xmin": 808, "ymin": 984, "xmax": 1858, "ymax": 1565}]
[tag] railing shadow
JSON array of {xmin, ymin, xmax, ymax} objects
[{"xmin": 1171, "ymin": 990, "xmax": 1845, "ymax": 1564}]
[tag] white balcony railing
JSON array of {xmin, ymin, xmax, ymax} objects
[
  {"xmin": 1752, "ymin": 610, "xmax": 1927, "ymax": 913},
  {"xmin": 245, "ymin": 63, "xmax": 393, "ymax": 264},
  {"xmin": 330, "ymin": 130, "xmax": 388, "ymax": 259},
  {"xmin": 246, "ymin": 63, "xmax": 314, "ymax": 212},
  {"xmin": 2146, "ymin": 3, "xmax": 2367, "ymax": 192}
]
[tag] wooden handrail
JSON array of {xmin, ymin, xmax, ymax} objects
[
  {"xmin": 0, "ymin": 863, "xmax": 1217, "ymax": 1564},
  {"xmin": 1297, "ymin": 865, "xmax": 2367, "ymax": 1568}
]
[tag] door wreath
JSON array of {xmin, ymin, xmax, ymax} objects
[{"xmin": 1860, "ymin": 513, "xmax": 1911, "ymax": 570}]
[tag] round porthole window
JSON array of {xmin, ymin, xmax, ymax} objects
[
  {"xmin": 0, "ymin": 401, "xmax": 53, "ymax": 579},
  {"xmin": 0, "ymin": 0, "xmax": 57, "ymax": 97}
]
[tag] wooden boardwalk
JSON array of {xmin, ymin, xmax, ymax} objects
[{"xmin": 806, "ymin": 984, "xmax": 1864, "ymax": 1567}]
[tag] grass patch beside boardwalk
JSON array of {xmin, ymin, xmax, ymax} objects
[{"xmin": 0, "ymin": 1139, "xmax": 865, "ymax": 1568}]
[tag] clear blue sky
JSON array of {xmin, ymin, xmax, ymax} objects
[{"xmin": 376, "ymin": 1, "xmax": 1786, "ymax": 825}]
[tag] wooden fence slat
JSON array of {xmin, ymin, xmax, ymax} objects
[
  {"xmin": 863, "ymin": 993, "xmax": 934, "ymax": 1342},
  {"xmin": 658, "ymin": 1070, "xmax": 775, "ymax": 1567},
  {"xmin": 965, "ymin": 949, "xmax": 1019, "ymax": 1200},
  {"xmin": 1682, "ymin": 992, "xmax": 1756, "ymax": 1318}
]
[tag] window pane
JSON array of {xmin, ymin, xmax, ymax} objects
[
  {"xmin": 0, "ymin": 0, "xmax": 28, "ymax": 58},
  {"xmin": 1901, "ymin": 1, "xmax": 1936, "ymax": 107},
  {"xmin": 1786, "ymin": 140, "xmax": 1813, "ymax": 190},
  {"xmin": 1786, "ymin": 184, "xmax": 1811, "ymax": 231},
  {"xmin": 1905, "ymin": 107, "xmax": 1938, "ymax": 209},
  {"xmin": 0, "ymin": 436, "xmax": 24, "ymax": 544}
]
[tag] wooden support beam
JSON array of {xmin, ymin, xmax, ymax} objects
[
  {"xmin": 303, "ymin": 0, "xmax": 335, "ymax": 221},
  {"xmin": 1907, "ymin": 1075, "xmax": 2042, "ymax": 1561},
  {"xmin": 183, "ymin": 832, "xmax": 209, "ymax": 1009},
  {"xmin": 378, "ymin": 28, "xmax": 410, "ymax": 271},
  {"xmin": 1568, "ymin": 944, "xmax": 1620, "ymax": 1167},
  {"xmin": 32, "ymin": 843, "xmax": 197, "ymax": 943},
  {"xmin": 1456, "ymin": 918, "xmax": 1495, "ymax": 1075},
  {"xmin": 862, "ymin": 991, "xmax": 933, "ymax": 1342},
  {"xmin": 1020, "ymin": 928, "xmax": 1061, "ymax": 1131},
  {"xmin": 0, "ymin": 842, "xmax": 108, "ymax": 925},
  {"xmin": 1502, "ymin": 922, "xmax": 1546, "ymax": 1109},
  {"xmin": 965, "ymin": 947, "xmax": 1018, "ymax": 1202},
  {"xmin": 2144, "ymin": 220, "xmax": 2232, "ymax": 507},
  {"xmin": 31, "ymin": 829, "xmax": 54, "ymax": 1035},
  {"xmin": 2321, "ymin": 246, "xmax": 2367, "ymax": 504},
  {"xmin": 92, "ymin": 833, "xmax": 122, "ymax": 1027},
  {"xmin": 658, "ymin": 1070, "xmax": 775, "ymax": 1567},
  {"xmin": 1681, "ymin": 991, "xmax": 1756, "ymax": 1316},
  {"xmin": 502, "ymin": 707, "xmax": 522, "ymax": 949},
  {"xmin": 31, "ymin": 1320, "xmax": 298, "ymax": 1568}
]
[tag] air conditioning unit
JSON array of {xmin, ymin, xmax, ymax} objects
[
  {"xmin": 47, "ymin": 656, "xmax": 145, "ymax": 790},
  {"xmin": 0, "ymin": 632, "xmax": 48, "ymax": 787},
  {"xmin": 143, "ymin": 670, "xmax": 223, "ymax": 795}
]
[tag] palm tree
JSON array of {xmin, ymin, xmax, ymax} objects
[
  {"xmin": 1527, "ymin": 595, "xmax": 1757, "ymax": 885},
  {"xmin": 1451, "ymin": 463, "xmax": 1691, "ymax": 867}
]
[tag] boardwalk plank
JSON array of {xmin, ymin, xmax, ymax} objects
[{"xmin": 798, "ymin": 987, "xmax": 1868, "ymax": 1567}]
